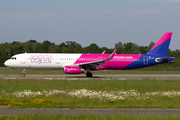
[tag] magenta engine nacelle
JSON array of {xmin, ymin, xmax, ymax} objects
[{"xmin": 64, "ymin": 66, "xmax": 85, "ymax": 74}]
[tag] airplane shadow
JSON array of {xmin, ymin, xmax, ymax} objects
[{"xmin": 65, "ymin": 76, "xmax": 105, "ymax": 79}]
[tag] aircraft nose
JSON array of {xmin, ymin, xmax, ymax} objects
[{"xmin": 4, "ymin": 60, "xmax": 10, "ymax": 67}]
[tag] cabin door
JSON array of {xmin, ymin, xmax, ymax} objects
[
  {"xmin": 21, "ymin": 55, "xmax": 26, "ymax": 64},
  {"xmin": 143, "ymin": 56, "xmax": 148, "ymax": 65},
  {"xmin": 55, "ymin": 56, "xmax": 60, "ymax": 64}
]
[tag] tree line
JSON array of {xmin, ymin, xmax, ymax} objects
[{"xmin": 0, "ymin": 40, "xmax": 179, "ymax": 67}]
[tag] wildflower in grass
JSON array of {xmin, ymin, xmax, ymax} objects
[
  {"xmin": 67, "ymin": 89, "xmax": 141, "ymax": 101},
  {"xmin": 12, "ymin": 90, "xmax": 42, "ymax": 97},
  {"xmin": 42, "ymin": 89, "xmax": 66, "ymax": 97},
  {"xmin": 10, "ymin": 101, "xmax": 25, "ymax": 106},
  {"xmin": 10, "ymin": 89, "xmax": 180, "ymax": 101},
  {"xmin": 145, "ymin": 90, "xmax": 180, "ymax": 98},
  {"xmin": 12, "ymin": 89, "xmax": 66, "ymax": 97},
  {"xmin": 0, "ymin": 98, "xmax": 12, "ymax": 105},
  {"xmin": 32, "ymin": 99, "xmax": 45, "ymax": 105},
  {"xmin": 32, "ymin": 99, "xmax": 60, "ymax": 105},
  {"xmin": 1, "ymin": 90, "xmax": 9, "ymax": 97}
]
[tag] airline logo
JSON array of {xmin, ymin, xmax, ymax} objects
[
  {"xmin": 114, "ymin": 56, "xmax": 133, "ymax": 59},
  {"xmin": 30, "ymin": 55, "xmax": 52, "ymax": 64}
]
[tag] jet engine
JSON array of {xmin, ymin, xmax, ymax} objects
[{"xmin": 64, "ymin": 66, "xmax": 85, "ymax": 74}]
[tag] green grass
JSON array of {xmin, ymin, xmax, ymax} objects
[
  {"xmin": 1, "ymin": 78, "xmax": 180, "ymax": 93},
  {"xmin": 1, "ymin": 69, "xmax": 180, "ymax": 75},
  {"xmin": 1, "ymin": 78, "xmax": 180, "ymax": 109},
  {"xmin": 0, "ymin": 114, "xmax": 180, "ymax": 120}
]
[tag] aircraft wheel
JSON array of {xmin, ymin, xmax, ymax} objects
[
  {"xmin": 22, "ymin": 73, "xmax": 26, "ymax": 77},
  {"xmin": 86, "ymin": 72, "xmax": 93, "ymax": 77}
]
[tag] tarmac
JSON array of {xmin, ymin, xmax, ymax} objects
[
  {"xmin": 0, "ymin": 109, "xmax": 180, "ymax": 116},
  {"xmin": 1, "ymin": 74, "xmax": 180, "ymax": 80}
]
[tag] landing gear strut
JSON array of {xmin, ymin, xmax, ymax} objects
[{"xmin": 22, "ymin": 69, "xmax": 26, "ymax": 77}]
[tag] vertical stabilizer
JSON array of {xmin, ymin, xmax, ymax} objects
[{"xmin": 147, "ymin": 32, "xmax": 172, "ymax": 56}]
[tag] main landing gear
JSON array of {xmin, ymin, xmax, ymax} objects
[
  {"xmin": 86, "ymin": 68, "xmax": 93, "ymax": 77},
  {"xmin": 86, "ymin": 72, "xmax": 93, "ymax": 77},
  {"xmin": 22, "ymin": 69, "xmax": 26, "ymax": 77}
]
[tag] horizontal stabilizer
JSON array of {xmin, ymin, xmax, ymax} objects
[{"xmin": 155, "ymin": 57, "xmax": 175, "ymax": 62}]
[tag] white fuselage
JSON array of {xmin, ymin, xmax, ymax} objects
[{"xmin": 4, "ymin": 53, "xmax": 82, "ymax": 69}]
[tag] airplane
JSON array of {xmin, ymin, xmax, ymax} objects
[{"xmin": 4, "ymin": 32, "xmax": 175, "ymax": 77}]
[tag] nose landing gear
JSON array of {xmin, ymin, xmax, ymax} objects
[{"xmin": 22, "ymin": 69, "xmax": 26, "ymax": 77}]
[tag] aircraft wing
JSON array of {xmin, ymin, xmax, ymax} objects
[{"xmin": 76, "ymin": 49, "xmax": 117, "ymax": 69}]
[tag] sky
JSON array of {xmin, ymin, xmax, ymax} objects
[{"xmin": 0, "ymin": 0, "xmax": 180, "ymax": 50}]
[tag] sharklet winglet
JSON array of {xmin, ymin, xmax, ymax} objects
[
  {"xmin": 108, "ymin": 49, "xmax": 117, "ymax": 59},
  {"xmin": 102, "ymin": 50, "xmax": 106, "ymax": 54}
]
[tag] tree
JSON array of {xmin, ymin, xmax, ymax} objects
[
  {"xmin": 175, "ymin": 49, "xmax": 180, "ymax": 61},
  {"xmin": 59, "ymin": 42, "xmax": 68, "ymax": 53},
  {"xmin": 11, "ymin": 41, "xmax": 23, "ymax": 55},
  {"xmin": 48, "ymin": 45, "xmax": 61, "ymax": 53},
  {"xmin": 4, "ymin": 42, "xmax": 12, "ymax": 58},
  {"xmin": 139, "ymin": 46, "xmax": 147, "ymax": 54},
  {"xmin": 123, "ymin": 42, "xmax": 133, "ymax": 54},
  {"xmin": 61, "ymin": 46, "xmax": 69, "ymax": 53},
  {"xmin": 42, "ymin": 40, "xmax": 54, "ymax": 53},
  {"xmin": 0, "ymin": 42, "xmax": 11, "ymax": 66},
  {"xmin": 59, "ymin": 42, "xmax": 67, "ymax": 48},
  {"xmin": 22, "ymin": 40, "xmax": 39, "ymax": 53},
  {"xmin": 65, "ymin": 41, "xmax": 82, "ymax": 53},
  {"xmin": 100, "ymin": 47, "xmax": 113, "ymax": 54},
  {"xmin": 85, "ymin": 43, "xmax": 100, "ymax": 53},
  {"xmin": 147, "ymin": 42, "xmax": 155, "ymax": 52},
  {"xmin": 114, "ymin": 42, "xmax": 124, "ymax": 54},
  {"xmin": 131, "ymin": 43, "xmax": 140, "ymax": 54}
]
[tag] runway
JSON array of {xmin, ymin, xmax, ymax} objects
[
  {"xmin": 0, "ymin": 109, "xmax": 180, "ymax": 116},
  {"xmin": 1, "ymin": 74, "xmax": 180, "ymax": 79}
]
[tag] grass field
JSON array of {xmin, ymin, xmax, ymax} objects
[
  {"xmin": 0, "ymin": 114, "xmax": 180, "ymax": 120},
  {"xmin": 1, "ymin": 78, "xmax": 180, "ymax": 109},
  {"xmin": 1, "ymin": 77, "xmax": 180, "ymax": 119}
]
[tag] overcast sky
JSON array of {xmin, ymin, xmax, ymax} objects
[{"xmin": 0, "ymin": 0, "xmax": 180, "ymax": 50}]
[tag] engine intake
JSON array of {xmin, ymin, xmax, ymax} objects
[{"xmin": 64, "ymin": 66, "xmax": 85, "ymax": 74}]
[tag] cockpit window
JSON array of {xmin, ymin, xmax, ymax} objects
[{"xmin": 10, "ymin": 57, "xmax": 17, "ymax": 60}]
